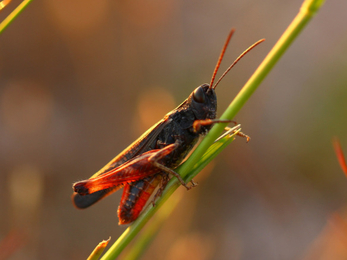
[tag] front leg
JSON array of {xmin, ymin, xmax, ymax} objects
[{"xmin": 192, "ymin": 119, "xmax": 237, "ymax": 132}]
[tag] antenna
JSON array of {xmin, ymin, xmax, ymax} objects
[
  {"xmin": 212, "ymin": 38, "xmax": 265, "ymax": 89},
  {"xmin": 209, "ymin": 28, "xmax": 235, "ymax": 89}
]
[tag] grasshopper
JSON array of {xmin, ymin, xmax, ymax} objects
[{"xmin": 72, "ymin": 29, "xmax": 264, "ymax": 224}]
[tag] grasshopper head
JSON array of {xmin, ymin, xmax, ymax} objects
[{"xmin": 188, "ymin": 83, "xmax": 217, "ymax": 120}]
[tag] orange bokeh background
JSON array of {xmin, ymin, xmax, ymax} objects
[{"xmin": 0, "ymin": 0, "xmax": 347, "ymax": 259}]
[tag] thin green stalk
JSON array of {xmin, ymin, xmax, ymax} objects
[
  {"xmin": 100, "ymin": 0, "xmax": 325, "ymax": 258},
  {"xmin": 0, "ymin": 0, "xmax": 33, "ymax": 35}
]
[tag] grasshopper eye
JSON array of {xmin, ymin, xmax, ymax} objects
[{"xmin": 193, "ymin": 86, "xmax": 205, "ymax": 103}]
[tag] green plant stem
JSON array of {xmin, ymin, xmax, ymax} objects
[
  {"xmin": 100, "ymin": 0, "xmax": 325, "ymax": 259},
  {"xmin": 0, "ymin": 0, "xmax": 33, "ymax": 35}
]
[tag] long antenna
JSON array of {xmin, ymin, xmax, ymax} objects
[
  {"xmin": 212, "ymin": 38, "xmax": 265, "ymax": 89},
  {"xmin": 209, "ymin": 28, "xmax": 235, "ymax": 89}
]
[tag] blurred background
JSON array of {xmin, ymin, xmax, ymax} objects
[{"xmin": 0, "ymin": 0, "xmax": 347, "ymax": 259}]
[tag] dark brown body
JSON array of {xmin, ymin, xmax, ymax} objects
[
  {"xmin": 72, "ymin": 29, "xmax": 263, "ymax": 224},
  {"xmin": 73, "ymin": 84, "xmax": 217, "ymax": 224}
]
